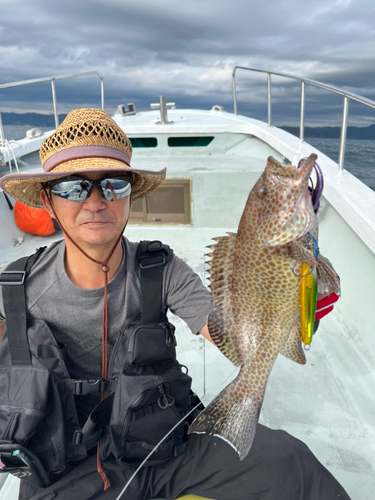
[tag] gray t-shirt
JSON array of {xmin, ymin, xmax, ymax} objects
[{"xmin": 0, "ymin": 238, "xmax": 212, "ymax": 420}]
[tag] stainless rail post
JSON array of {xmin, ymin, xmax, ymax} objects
[
  {"xmin": 0, "ymin": 112, "xmax": 4, "ymax": 145},
  {"xmin": 100, "ymin": 76, "xmax": 105, "ymax": 110},
  {"xmin": 338, "ymin": 96, "xmax": 349, "ymax": 171},
  {"xmin": 0, "ymin": 72, "xmax": 104, "ymax": 132},
  {"xmin": 50, "ymin": 79, "xmax": 59, "ymax": 128},
  {"xmin": 267, "ymin": 73, "xmax": 272, "ymax": 126},
  {"xmin": 232, "ymin": 67, "xmax": 238, "ymax": 115},
  {"xmin": 300, "ymin": 81, "xmax": 305, "ymax": 142}
]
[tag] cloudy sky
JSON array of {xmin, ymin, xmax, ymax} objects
[{"xmin": 1, "ymin": 0, "xmax": 375, "ymax": 126}]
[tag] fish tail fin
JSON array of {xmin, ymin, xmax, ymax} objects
[
  {"xmin": 316, "ymin": 253, "xmax": 341, "ymax": 296},
  {"xmin": 188, "ymin": 377, "xmax": 262, "ymax": 460}
]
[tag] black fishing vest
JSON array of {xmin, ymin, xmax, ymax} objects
[{"xmin": 0, "ymin": 241, "xmax": 201, "ymax": 488}]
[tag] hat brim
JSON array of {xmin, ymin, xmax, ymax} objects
[{"xmin": 0, "ymin": 157, "xmax": 166, "ymax": 208}]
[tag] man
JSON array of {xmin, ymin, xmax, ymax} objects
[{"xmin": 0, "ymin": 108, "xmax": 349, "ymax": 500}]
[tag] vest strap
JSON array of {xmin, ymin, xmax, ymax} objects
[
  {"xmin": 137, "ymin": 240, "xmax": 171, "ymax": 324},
  {"xmin": 37, "ymin": 343, "xmax": 67, "ymax": 360},
  {"xmin": 73, "ymin": 394, "xmax": 114, "ymax": 449},
  {"xmin": 129, "ymin": 393, "xmax": 198, "ymax": 422},
  {"xmin": 123, "ymin": 424, "xmax": 189, "ymax": 457},
  {"xmin": 0, "ymin": 247, "xmax": 46, "ymax": 365}
]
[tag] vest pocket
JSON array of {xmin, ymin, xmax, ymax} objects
[
  {"xmin": 0, "ymin": 366, "xmax": 48, "ymax": 443},
  {"xmin": 0, "ymin": 365, "xmax": 72, "ymax": 474},
  {"xmin": 0, "ymin": 318, "xmax": 87, "ymax": 482},
  {"xmin": 103, "ymin": 366, "xmax": 193, "ymax": 463},
  {"xmin": 127, "ymin": 322, "xmax": 177, "ymax": 365}
]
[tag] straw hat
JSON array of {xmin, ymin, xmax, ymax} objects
[{"xmin": 0, "ymin": 108, "xmax": 166, "ymax": 208}]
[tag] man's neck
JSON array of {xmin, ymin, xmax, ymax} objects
[{"xmin": 63, "ymin": 238, "xmax": 124, "ymax": 289}]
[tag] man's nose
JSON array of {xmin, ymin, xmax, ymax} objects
[{"xmin": 83, "ymin": 184, "xmax": 106, "ymax": 207}]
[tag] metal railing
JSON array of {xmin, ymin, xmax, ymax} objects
[
  {"xmin": 0, "ymin": 72, "xmax": 104, "ymax": 142},
  {"xmin": 232, "ymin": 66, "xmax": 375, "ymax": 170}
]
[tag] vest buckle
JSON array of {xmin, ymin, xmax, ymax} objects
[
  {"xmin": 0, "ymin": 270, "xmax": 26, "ymax": 285},
  {"xmin": 72, "ymin": 378, "xmax": 108, "ymax": 395}
]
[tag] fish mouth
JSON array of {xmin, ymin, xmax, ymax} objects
[{"xmin": 266, "ymin": 154, "xmax": 317, "ymax": 185}]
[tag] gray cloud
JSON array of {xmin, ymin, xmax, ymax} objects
[{"xmin": 1, "ymin": 0, "xmax": 375, "ymax": 125}]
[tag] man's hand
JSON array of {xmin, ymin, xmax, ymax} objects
[
  {"xmin": 0, "ymin": 321, "xmax": 5, "ymax": 345},
  {"xmin": 315, "ymin": 292, "xmax": 339, "ymax": 321},
  {"xmin": 199, "ymin": 324, "xmax": 215, "ymax": 344}
]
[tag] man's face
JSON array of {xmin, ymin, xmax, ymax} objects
[{"xmin": 40, "ymin": 171, "xmax": 132, "ymax": 249}]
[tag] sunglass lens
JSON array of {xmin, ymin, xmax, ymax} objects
[
  {"xmin": 100, "ymin": 178, "xmax": 132, "ymax": 201},
  {"xmin": 50, "ymin": 179, "xmax": 91, "ymax": 201}
]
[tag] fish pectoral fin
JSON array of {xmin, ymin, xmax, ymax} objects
[
  {"xmin": 207, "ymin": 233, "xmax": 241, "ymax": 367},
  {"xmin": 189, "ymin": 368, "xmax": 263, "ymax": 460},
  {"xmin": 316, "ymin": 253, "xmax": 341, "ymax": 296},
  {"xmin": 280, "ymin": 321, "xmax": 306, "ymax": 365}
]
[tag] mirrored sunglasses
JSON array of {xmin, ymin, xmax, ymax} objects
[{"xmin": 47, "ymin": 176, "xmax": 133, "ymax": 202}]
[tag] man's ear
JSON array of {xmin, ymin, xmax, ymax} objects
[{"xmin": 40, "ymin": 188, "xmax": 54, "ymax": 217}]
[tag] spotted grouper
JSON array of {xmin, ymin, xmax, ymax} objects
[{"xmin": 188, "ymin": 154, "xmax": 341, "ymax": 460}]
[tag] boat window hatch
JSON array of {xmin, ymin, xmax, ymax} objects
[
  {"xmin": 168, "ymin": 136, "xmax": 214, "ymax": 147},
  {"xmin": 129, "ymin": 137, "xmax": 158, "ymax": 148},
  {"xmin": 129, "ymin": 179, "xmax": 191, "ymax": 225}
]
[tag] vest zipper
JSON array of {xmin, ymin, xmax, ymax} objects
[
  {"xmin": 0, "ymin": 404, "xmax": 45, "ymax": 416},
  {"xmin": 128, "ymin": 329, "xmax": 136, "ymax": 353}
]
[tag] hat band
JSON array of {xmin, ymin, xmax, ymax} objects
[{"xmin": 43, "ymin": 145, "xmax": 131, "ymax": 172}]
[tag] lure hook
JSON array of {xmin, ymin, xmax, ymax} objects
[{"xmin": 292, "ymin": 261, "xmax": 314, "ymax": 278}]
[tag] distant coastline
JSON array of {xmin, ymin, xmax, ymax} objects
[
  {"xmin": 1, "ymin": 112, "xmax": 68, "ymax": 127},
  {"xmin": 2, "ymin": 112, "xmax": 375, "ymax": 140},
  {"xmin": 281, "ymin": 125, "xmax": 375, "ymax": 140}
]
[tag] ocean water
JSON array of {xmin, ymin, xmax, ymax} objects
[
  {"xmin": 307, "ymin": 137, "xmax": 375, "ymax": 192},
  {"xmin": 1, "ymin": 124, "xmax": 52, "ymax": 142},
  {"xmin": 2, "ymin": 125, "xmax": 374, "ymax": 192}
]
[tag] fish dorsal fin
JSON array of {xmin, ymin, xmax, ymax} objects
[
  {"xmin": 280, "ymin": 319, "xmax": 306, "ymax": 365},
  {"xmin": 207, "ymin": 232, "xmax": 241, "ymax": 367}
]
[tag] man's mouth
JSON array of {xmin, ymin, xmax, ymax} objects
[{"xmin": 81, "ymin": 220, "xmax": 112, "ymax": 226}]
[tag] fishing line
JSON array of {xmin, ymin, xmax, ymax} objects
[{"xmin": 306, "ymin": 232, "xmax": 319, "ymax": 260}]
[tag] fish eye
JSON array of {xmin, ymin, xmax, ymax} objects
[{"xmin": 257, "ymin": 187, "xmax": 268, "ymax": 199}]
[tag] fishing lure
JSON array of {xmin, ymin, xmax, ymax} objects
[{"xmin": 299, "ymin": 263, "xmax": 317, "ymax": 347}]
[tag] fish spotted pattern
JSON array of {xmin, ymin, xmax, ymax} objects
[{"xmin": 188, "ymin": 154, "xmax": 341, "ymax": 460}]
